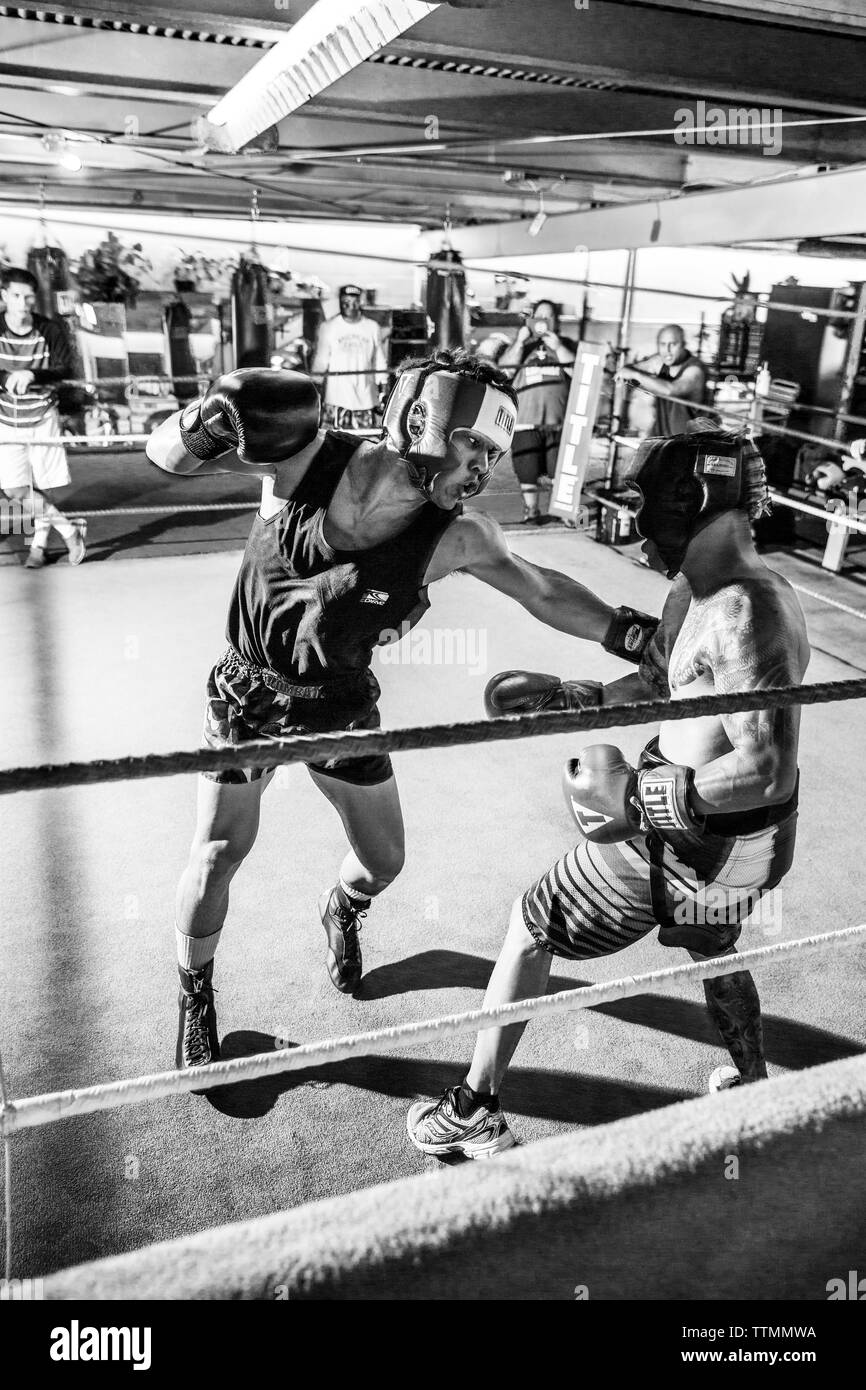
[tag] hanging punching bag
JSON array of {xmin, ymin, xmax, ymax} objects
[
  {"xmin": 27, "ymin": 244, "xmax": 88, "ymax": 420},
  {"xmin": 231, "ymin": 256, "xmax": 272, "ymax": 368},
  {"xmin": 27, "ymin": 244, "xmax": 70, "ymax": 317},
  {"xmin": 425, "ymin": 247, "xmax": 467, "ymax": 352},
  {"xmin": 164, "ymin": 299, "xmax": 199, "ymax": 403}
]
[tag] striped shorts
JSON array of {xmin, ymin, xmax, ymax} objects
[{"xmin": 521, "ymin": 811, "xmax": 798, "ymax": 959}]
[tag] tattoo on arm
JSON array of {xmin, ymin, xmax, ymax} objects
[{"xmin": 710, "ymin": 587, "xmax": 804, "ymax": 768}]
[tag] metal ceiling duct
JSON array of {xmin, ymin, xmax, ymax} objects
[{"xmin": 206, "ymin": 0, "xmax": 440, "ymax": 153}]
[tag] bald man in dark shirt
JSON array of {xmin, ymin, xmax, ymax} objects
[{"xmin": 616, "ymin": 324, "xmax": 708, "ymax": 437}]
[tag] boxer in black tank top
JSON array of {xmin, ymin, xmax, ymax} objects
[{"xmin": 147, "ymin": 350, "xmax": 660, "ymax": 1072}]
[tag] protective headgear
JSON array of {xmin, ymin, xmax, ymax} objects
[
  {"xmin": 383, "ymin": 363, "xmax": 517, "ymax": 509},
  {"xmin": 624, "ymin": 431, "xmax": 760, "ymax": 578},
  {"xmin": 339, "ymin": 284, "xmax": 363, "ymax": 298}
]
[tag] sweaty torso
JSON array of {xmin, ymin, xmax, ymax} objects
[{"xmin": 654, "ymin": 568, "xmax": 809, "ymax": 768}]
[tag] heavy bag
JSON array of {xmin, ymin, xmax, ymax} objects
[
  {"xmin": 425, "ymin": 247, "xmax": 467, "ymax": 352},
  {"xmin": 164, "ymin": 299, "xmax": 199, "ymax": 403},
  {"xmin": 28, "ymin": 244, "xmax": 88, "ymax": 417},
  {"xmin": 231, "ymin": 256, "xmax": 272, "ymax": 368},
  {"xmin": 27, "ymin": 243, "xmax": 71, "ymax": 317}
]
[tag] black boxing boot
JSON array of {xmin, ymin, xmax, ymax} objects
[
  {"xmin": 176, "ymin": 959, "xmax": 220, "ymax": 1072},
  {"xmin": 318, "ymin": 885, "xmax": 369, "ymax": 993}
]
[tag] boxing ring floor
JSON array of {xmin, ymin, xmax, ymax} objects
[{"xmin": 1, "ymin": 531, "xmax": 864, "ymax": 1278}]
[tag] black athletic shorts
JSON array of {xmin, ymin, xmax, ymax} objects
[
  {"xmin": 511, "ymin": 425, "xmax": 562, "ymax": 484},
  {"xmin": 201, "ymin": 646, "xmax": 393, "ymax": 786}
]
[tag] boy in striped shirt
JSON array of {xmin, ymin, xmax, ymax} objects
[{"xmin": 0, "ymin": 267, "xmax": 86, "ymax": 567}]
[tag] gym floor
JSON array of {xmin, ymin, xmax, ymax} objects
[{"xmin": 1, "ymin": 515, "xmax": 865, "ymax": 1278}]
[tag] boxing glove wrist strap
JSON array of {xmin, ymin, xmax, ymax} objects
[
  {"xmin": 603, "ymin": 606, "xmax": 659, "ymax": 664},
  {"xmin": 179, "ymin": 401, "xmax": 231, "ymax": 462},
  {"xmin": 636, "ymin": 763, "xmax": 706, "ymax": 835},
  {"xmin": 559, "ymin": 680, "xmax": 604, "ymax": 710}
]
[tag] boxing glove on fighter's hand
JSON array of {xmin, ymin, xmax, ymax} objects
[
  {"xmin": 562, "ymin": 745, "xmax": 641, "ymax": 843},
  {"xmin": 483, "ymin": 669, "xmax": 604, "ymax": 718},
  {"xmin": 179, "ymin": 368, "xmax": 320, "ymax": 466},
  {"xmin": 602, "ymin": 606, "xmax": 659, "ymax": 664},
  {"xmin": 562, "ymin": 744, "xmax": 706, "ymax": 845}
]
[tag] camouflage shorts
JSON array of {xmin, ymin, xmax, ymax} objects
[{"xmin": 201, "ymin": 649, "xmax": 393, "ymax": 786}]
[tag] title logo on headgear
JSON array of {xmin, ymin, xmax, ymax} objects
[
  {"xmin": 406, "ymin": 401, "xmax": 427, "ymax": 440},
  {"xmin": 700, "ymin": 452, "xmax": 738, "ymax": 477},
  {"xmin": 495, "ymin": 404, "xmax": 515, "ymax": 434}
]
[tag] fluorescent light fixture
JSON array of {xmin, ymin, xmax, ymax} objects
[
  {"xmin": 41, "ymin": 131, "xmax": 84, "ymax": 172},
  {"xmin": 207, "ymin": 0, "xmax": 439, "ymax": 153}
]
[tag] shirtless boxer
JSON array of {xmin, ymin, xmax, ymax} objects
[
  {"xmin": 407, "ymin": 428, "xmax": 809, "ymax": 1158},
  {"xmin": 147, "ymin": 351, "xmax": 659, "ymax": 1071}
]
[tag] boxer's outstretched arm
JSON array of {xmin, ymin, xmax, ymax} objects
[
  {"xmin": 618, "ymin": 362, "xmax": 704, "ymax": 401},
  {"xmin": 446, "ymin": 511, "xmax": 613, "ymax": 643}
]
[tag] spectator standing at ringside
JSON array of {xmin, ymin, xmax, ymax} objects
[
  {"xmin": 311, "ymin": 284, "xmax": 389, "ymax": 431},
  {"xmin": 0, "ymin": 266, "xmax": 86, "ymax": 568},
  {"xmin": 616, "ymin": 323, "xmax": 708, "ymax": 438},
  {"xmin": 499, "ymin": 300, "xmax": 576, "ymax": 523}
]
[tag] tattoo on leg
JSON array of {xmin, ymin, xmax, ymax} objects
[{"xmin": 703, "ymin": 968, "xmax": 767, "ymax": 1081}]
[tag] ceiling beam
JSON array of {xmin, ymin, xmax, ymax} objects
[
  {"xmin": 385, "ymin": 37, "xmax": 866, "ymax": 120},
  {"xmin": 433, "ymin": 165, "xmax": 866, "ymax": 255},
  {"xmin": 609, "ymin": 0, "xmax": 866, "ymax": 36},
  {"xmin": 0, "ymin": 3, "xmax": 289, "ymax": 41}
]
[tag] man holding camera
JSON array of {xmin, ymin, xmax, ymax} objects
[{"xmin": 499, "ymin": 300, "xmax": 576, "ymax": 524}]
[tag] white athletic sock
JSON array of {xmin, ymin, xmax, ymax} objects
[
  {"xmin": 55, "ymin": 519, "xmax": 77, "ymax": 540},
  {"xmin": 520, "ymin": 484, "xmax": 540, "ymax": 516},
  {"xmin": 339, "ymin": 877, "xmax": 372, "ymax": 904},
  {"xmin": 31, "ymin": 519, "xmax": 51, "ymax": 547},
  {"xmin": 176, "ymin": 925, "xmax": 222, "ymax": 972}
]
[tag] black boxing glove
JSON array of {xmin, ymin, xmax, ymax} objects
[
  {"xmin": 562, "ymin": 745, "xmax": 706, "ymax": 846},
  {"xmin": 484, "ymin": 669, "xmax": 603, "ymax": 718},
  {"xmin": 179, "ymin": 368, "xmax": 320, "ymax": 465},
  {"xmin": 602, "ymin": 606, "xmax": 659, "ymax": 664}
]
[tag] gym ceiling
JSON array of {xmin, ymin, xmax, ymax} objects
[{"xmin": 1, "ymin": 0, "xmax": 865, "ymax": 244}]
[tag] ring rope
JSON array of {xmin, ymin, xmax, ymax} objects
[
  {"xmin": 767, "ymin": 489, "xmax": 866, "ymax": 536},
  {"xmin": 0, "ymin": 1051, "xmax": 11, "ymax": 1280},
  {"xmin": 787, "ymin": 582, "xmax": 866, "ymax": 623},
  {"xmin": 620, "ymin": 383, "xmax": 859, "ymax": 458},
  {"xmin": 39, "ymin": 503, "xmax": 259, "ymax": 518},
  {"xmin": 0, "ymin": 435, "xmax": 153, "ymax": 447},
  {"xmin": 2, "ymin": 924, "xmax": 863, "ymax": 1139},
  {"xmin": 0, "ymin": 680, "xmax": 864, "ymax": 797},
  {"xmin": 1, "ymin": 493, "xmax": 555, "ymax": 523}
]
